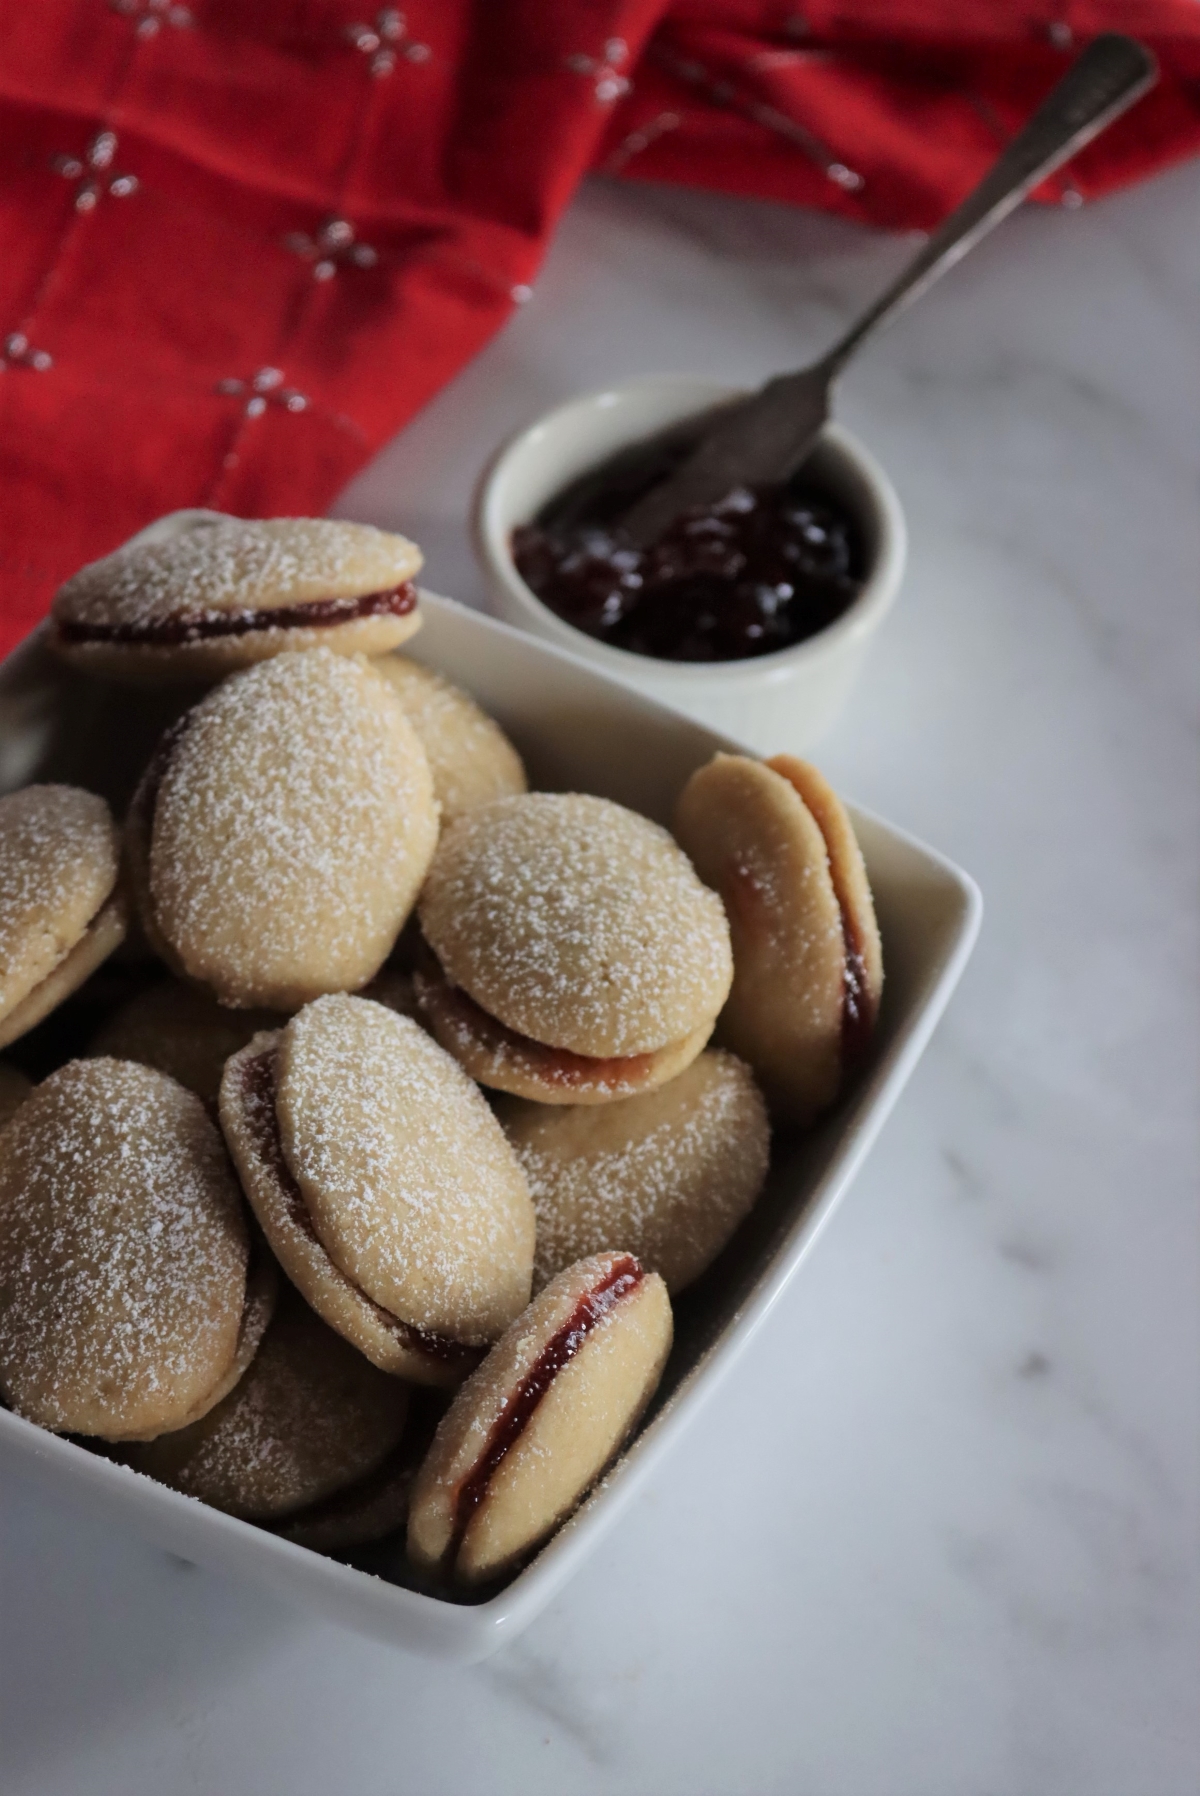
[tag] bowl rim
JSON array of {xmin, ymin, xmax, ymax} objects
[{"xmin": 472, "ymin": 372, "xmax": 908, "ymax": 686}]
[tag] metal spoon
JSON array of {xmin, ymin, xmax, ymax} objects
[{"xmin": 619, "ymin": 32, "xmax": 1157, "ymax": 547}]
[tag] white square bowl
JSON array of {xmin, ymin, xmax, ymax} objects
[{"xmin": 0, "ymin": 595, "xmax": 981, "ymax": 1663}]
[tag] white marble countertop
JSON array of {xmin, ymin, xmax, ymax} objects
[{"xmin": 3, "ymin": 160, "xmax": 1197, "ymax": 1796}]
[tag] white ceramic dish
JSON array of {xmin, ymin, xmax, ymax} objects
[
  {"xmin": 0, "ymin": 593, "xmax": 979, "ymax": 1663},
  {"xmin": 473, "ymin": 374, "xmax": 907, "ymax": 753}
]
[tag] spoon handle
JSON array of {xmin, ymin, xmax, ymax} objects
[
  {"xmin": 822, "ymin": 33, "xmax": 1157, "ymax": 376},
  {"xmin": 617, "ymin": 33, "xmax": 1157, "ymax": 546}
]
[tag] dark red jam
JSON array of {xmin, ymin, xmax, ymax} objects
[
  {"xmin": 763, "ymin": 755, "xmax": 878, "ymax": 1067},
  {"xmin": 239, "ymin": 1050, "xmax": 481, "ymax": 1374},
  {"xmin": 444, "ymin": 1256, "xmax": 644, "ymax": 1571},
  {"xmin": 840, "ymin": 921, "xmax": 873, "ymax": 1067},
  {"xmin": 57, "ymin": 583, "xmax": 417, "ymax": 647},
  {"xmin": 511, "ymin": 428, "xmax": 862, "ymax": 663}
]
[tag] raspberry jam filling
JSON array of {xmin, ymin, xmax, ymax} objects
[
  {"xmin": 238, "ymin": 1048, "xmax": 480, "ymax": 1373},
  {"xmin": 415, "ymin": 966, "xmax": 657, "ymax": 1092},
  {"xmin": 444, "ymin": 1255, "xmax": 645, "ymax": 1571},
  {"xmin": 57, "ymin": 582, "xmax": 417, "ymax": 647},
  {"xmin": 722, "ymin": 832, "xmax": 873, "ymax": 1069},
  {"xmin": 838, "ymin": 914, "xmax": 873, "ymax": 1066}
]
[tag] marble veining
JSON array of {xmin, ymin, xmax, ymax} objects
[{"xmin": 1, "ymin": 158, "xmax": 1197, "ymax": 1795}]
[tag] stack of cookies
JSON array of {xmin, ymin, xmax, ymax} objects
[{"xmin": 0, "ymin": 512, "xmax": 882, "ymax": 1587}]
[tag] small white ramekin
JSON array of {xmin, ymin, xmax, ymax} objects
[{"xmin": 472, "ymin": 374, "xmax": 907, "ymax": 752}]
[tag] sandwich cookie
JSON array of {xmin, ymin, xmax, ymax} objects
[
  {"xmin": 416, "ymin": 793, "xmax": 733, "ymax": 1104},
  {"xmin": 407, "ymin": 1252, "xmax": 672, "ymax": 1585},
  {"xmin": 0, "ymin": 785, "xmax": 127, "ymax": 1049},
  {"xmin": 0, "ymin": 1060, "xmax": 32, "ymax": 1129},
  {"xmin": 220, "ymin": 994, "xmax": 536, "ymax": 1386},
  {"xmin": 127, "ymin": 649, "xmax": 438, "ymax": 1010},
  {"xmin": 499, "ymin": 1049, "xmax": 770, "ymax": 1296},
  {"xmin": 0, "ymin": 1059, "xmax": 254, "ymax": 1440},
  {"xmin": 123, "ymin": 1287, "xmax": 409, "ymax": 1524},
  {"xmin": 673, "ymin": 754, "xmax": 882, "ymax": 1127},
  {"xmin": 371, "ymin": 656, "xmax": 527, "ymax": 828},
  {"xmin": 50, "ymin": 516, "xmax": 423, "ymax": 683},
  {"xmin": 91, "ymin": 980, "xmax": 281, "ymax": 1105}
]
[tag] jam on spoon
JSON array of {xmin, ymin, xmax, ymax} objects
[{"xmin": 511, "ymin": 422, "xmax": 864, "ymax": 664}]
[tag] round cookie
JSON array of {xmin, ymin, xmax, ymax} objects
[
  {"xmin": 123, "ymin": 1287, "xmax": 409, "ymax": 1521},
  {"xmin": 127, "ymin": 649, "xmax": 438, "ymax": 1010},
  {"xmin": 408, "ymin": 1252, "xmax": 672, "ymax": 1585},
  {"xmin": 50, "ymin": 515, "xmax": 424, "ymax": 683},
  {"xmin": 90, "ymin": 980, "xmax": 282, "ymax": 1104},
  {"xmin": 673, "ymin": 753, "xmax": 883, "ymax": 1127},
  {"xmin": 417, "ymin": 793, "xmax": 732, "ymax": 1101},
  {"xmin": 0, "ymin": 1059, "xmax": 250, "ymax": 1439},
  {"xmin": 499, "ymin": 1049, "xmax": 770, "ymax": 1295},
  {"xmin": 0, "ymin": 785, "xmax": 126, "ymax": 1049},
  {"xmin": 371, "ymin": 656, "xmax": 527, "ymax": 828},
  {"xmin": 0, "ymin": 1060, "xmax": 32, "ymax": 1129},
  {"xmin": 219, "ymin": 995, "xmax": 536, "ymax": 1385}
]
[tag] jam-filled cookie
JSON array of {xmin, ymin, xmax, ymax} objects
[
  {"xmin": 50, "ymin": 515, "xmax": 423, "ymax": 684},
  {"xmin": 0, "ymin": 1059, "xmax": 256, "ymax": 1439},
  {"xmin": 416, "ymin": 793, "xmax": 732, "ymax": 1104},
  {"xmin": 500, "ymin": 1049, "xmax": 770, "ymax": 1296},
  {"xmin": 673, "ymin": 753, "xmax": 883, "ymax": 1127},
  {"xmin": 123, "ymin": 1286, "xmax": 409, "ymax": 1524},
  {"xmin": 0, "ymin": 1060, "xmax": 31, "ymax": 1128},
  {"xmin": 90, "ymin": 980, "xmax": 281, "ymax": 1104},
  {"xmin": 371, "ymin": 656, "xmax": 527, "ymax": 828},
  {"xmin": 126, "ymin": 649, "xmax": 437, "ymax": 1010},
  {"xmin": 0, "ymin": 785, "xmax": 127, "ymax": 1049},
  {"xmin": 219, "ymin": 994, "xmax": 536, "ymax": 1386},
  {"xmin": 407, "ymin": 1252, "xmax": 672, "ymax": 1585}
]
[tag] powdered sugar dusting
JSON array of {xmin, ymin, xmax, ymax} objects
[
  {"xmin": 129, "ymin": 1293, "xmax": 408, "ymax": 1520},
  {"xmin": 419, "ymin": 793, "xmax": 733, "ymax": 1057},
  {"xmin": 373, "ymin": 657, "xmax": 526, "ymax": 826},
  {"xmin": 0, "ymin": 786, "xmax": 117, "ymax": 1007},
  {"xmin": 223, "ymin": 1040, "xmax": 481, "ymax": 1375},
  {"xmin": 0, "ymin": 1058, "xmax": 247, "ymax": 1436},
  {"xmin": 506, "ymin": 1051, "xmax": 770, "ymax": 1293},
  {"xmin": 53, "ymin": 517, "xmax": 421, "ymax": 627},
  {"xmin": 278, "ymin": 995, "xmax": 534, "ymax": 1342},
  {"xmin": 149, "ymin": 650, "xmax": 436, "ymax": 1007}
]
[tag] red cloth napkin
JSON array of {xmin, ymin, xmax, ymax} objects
[{"xmin": 2, "ymin": 2, "xmax": 1197, "ymax": 657}]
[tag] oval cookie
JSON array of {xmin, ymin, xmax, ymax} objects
[
  {"xmin": 0, "ymin": 785, "xmax": 126, "ymax": 1049},
  {"xmin": 408, "ymin": 1252, "xmax": 671, "ymax": 1584},
  {"xmin": 0, "ymin": 1058, "xmax": 249, "ymax": 1439},
  {"xmin": 220, "ymin": 995, "xmax": 535, "ymax": 1385},
  {"xmin": 51, "ymin": 515, "xmax": 424, "ymax": 683},
  {"xmin": 129, "ymin": 649, "xmax": 437, "ymax": 1010},
  {"xmin": 418, "ymin": 792, "xmax": 732, "ymax": 1089},
  {"xmin": 674, "ymin": 753, "xmax": 881, "ymax": 1126}
]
